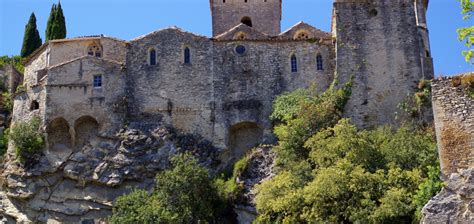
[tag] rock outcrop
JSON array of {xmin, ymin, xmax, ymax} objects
[
  {"xmin": 234, "ymin": 145, "xmax": 275, "ymax": 224},
  {"xmin": 422, "ymin": 168, "xmax": 474, "ymax": 224},
  {"xmin": 0, "ymin": 122, "xmax": 219, "ymax": 223}
]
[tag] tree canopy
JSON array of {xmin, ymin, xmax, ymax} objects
[
  {"xmin": 20, "ymin": 13, "xmax": 42, "ymax": 57},
  {"xmin": 45, "ymin": 1, "xmax": 67, "ymax": 41},
  {"xmin": 458, "ymin": 0, "xmax": 474, "ymax": 63}
]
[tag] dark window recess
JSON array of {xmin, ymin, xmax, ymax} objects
[
  {"xmin": 241, "ymin": 17, "xmax": 252, "ymax": 27},
  {"xmin": 426, "ymin": 50, "xmax": 431, "ymax": 58},
  {"xmin": 370, "ymin": 9, "xmax": 378, "ymax": 17},
  {"xmin": 235, "ymin": 45, "xmax": 246, "ymax": 55},
  {"xmin": 317, "ymin": 55, "xmax": 324, "ymax": 71},
  {"xmin": 149, "ymin": 49, "xmax": 156, "ymax": 65},
  {"xmin": 93, "ymin": 75, "xmax": 102, "ymax": 88},
  {"xmin": 291, "ymin": 55, "xmax": 298, "ymax": 73},
  {"xmin": 30, "ymin": 101, "xmax": 39, "ymax": 111},
  {"xmin": 184, "ymin": 47, "xmax": 191, "ymax": 64}
]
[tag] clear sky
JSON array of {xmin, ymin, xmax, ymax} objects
[{"xmin": 0, "ymin": 0, "xmax": 472, "ymax": 75}]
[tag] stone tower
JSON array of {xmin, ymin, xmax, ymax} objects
[
  {"xmin": 210, "ymin": 0, "xmax": 282, "ymax": 36},
  {"xmin": 332, "ymin": 0, "xmax": 434, "ymax": 127}
]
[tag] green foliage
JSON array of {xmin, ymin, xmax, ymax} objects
[
  {"xmin": 413, "ymin": 165, "xmax": 444, "ymax": 222},
  {"xmin": 110, "ymin": 153, "xmax": 224, "ymax": 223},
  {"xmin": 271, "ymin": 79, "xmax": 352, "ymax": 169},
  {"xmin": 1, "ymin": 92, "xmax": 13, "ymax": 113},
  {"xmin": 9, "ymin": 117, "xmax": 44, "ymax": 164},
  {"xmin": 0, "ymin": 56, "xmax": 24, "ymax": 73},
  {"xmin": 46, "ymin": 2, "xmax": 67, "ymax": 41},
  {"xmin": 20, "ymin": 13, "xmax": 42, "ymax": 58},
  {"xmin": 458, "ymin": 0, "xmax": 474, "ymax": 63},
  {"xmin": 398, "ymin": 79, "xmax": 432, "ymax": 120},
  {"xmin": 255, "ymin": 79, "xmax": 441, "ymax": 223},
  {"xmin": 214, "ymin": 153, "xmax": 251, "ymax": 204},
  {"xmin": 0, "ymin": 128, "xmax": 9, "ymax": 158}
]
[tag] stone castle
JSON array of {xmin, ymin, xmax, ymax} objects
[{"xmin": 13, "ymin": 0, "xmax": 434, "ymax": 163}]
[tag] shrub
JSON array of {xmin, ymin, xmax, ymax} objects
[
  {"xmin": 0, "ymin": 128, "xmax": 9, "ymax": 158},
  {"xmin": 110, "ymin": 153, "xmax": 225, "ymax": 223},
  {"xmin": 9, "ymin": 117, "xmax": 44, "ymax": 164}
]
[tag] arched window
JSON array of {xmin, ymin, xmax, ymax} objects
[
  {"xmin": 291, "ymin": 54, "xmax": 298, "ymax": 73},
  {"xmin": 30, "ymin": 100, "xmax": 39, "ymax": 111},
  {"xmin": 316, "ymin": 54, "xmax": 324, "ymax": 71},
  {"xmin": 295, "ymin": 31, "xmax": 310, "ymax": 40},
  {"xmin": 184, "ymin": 47, "xmax": 191, "ymax": 64},
  {"xmin": 241, "ymin": 17, "xmax": 252, "ymax": 27},
  {"xmin": 87, "ymin": 44, "xmax": 102, "ymax": 57},
  {"xmin": 149, "ymin": 49, "xmax": 156, "ymax": 65}
]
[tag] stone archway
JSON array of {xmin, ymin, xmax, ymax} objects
[
  {"xmin": 47, "ymin": 117, "xmax": 72, "ymax": 150},
  {"xmin": 74, "ymin": 116, "xmax": 99, "ymax": 148},
  {"xmin": 228, "ymin": 122, "xmax": 263, "ymax": 161}
]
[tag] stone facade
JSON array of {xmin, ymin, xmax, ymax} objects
[
  {"xmin": 431, "ymin": 75, "xmax": 474, "ymax": 179},
  {"xmin": 333, "ymin": 0, "xmax": 433, "ymax": 128}
]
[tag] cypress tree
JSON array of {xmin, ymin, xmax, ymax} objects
[
  {"xmin": 20, "ymin": 13, "xmax": 42, "ymax": 57},
  {"xmin": 45, "ymin": 1, "xmax": 66, "ymax": 41}
]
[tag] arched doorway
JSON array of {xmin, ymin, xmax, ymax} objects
[
  {"xmin": 47, "ymin": 117, "xmax": 72, "ymax": 150},
  {"xmin": 228, "ymin": 122, "xmax": 263, "ymax": 161},
  {"xmin": 74, "ymin": 116, "xmax": 99, "ymax": 148}
]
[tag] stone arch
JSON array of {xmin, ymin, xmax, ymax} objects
[
  {"xmin": 228, "ymin": 122, "xmax": 263, "ymax": 160},
  {"xmin": 74, "ymin": 116, "xmax": 99, "ymax": 147},
  {"xmin": 234, "ymin": 32, "xmax": 248, "ymax": 40},
  {"xmin": 241, "ymin": 16, "xmax": 253, "ymax": 27},
  {"xmin": 47, "ymin": 117, "xmax": 72, "ymax": 150},
  {"xmin": 30, "ymin": 100, "xmax": 39, "ymax": 111},
  {"xmin": 294, "ymin": 30, "xmax": 311, "ymax": 40}
]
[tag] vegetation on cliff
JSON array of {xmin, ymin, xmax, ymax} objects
[
  {"xmin": 110, "ymin": 153, "xmax": 226, "ymax": 223},
  {"xmin": 252, "ymin": 81, "xmax": 441, "ymax": 223},
  {"xmin": 9, "ymin": 117, "xmax": 44, "ymax": 165}
]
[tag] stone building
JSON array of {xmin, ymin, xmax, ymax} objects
[{"xmin": 13, "ymin": 0, "xmax": 433, "ymax": 164}]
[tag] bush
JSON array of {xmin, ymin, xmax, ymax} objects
[
  {"xmin": 0, "ymin": 128, "xmax": 9, "ymax": 158},
  {"xmin": 110, "ymin": 153, "xmax": 225, "ymax": 223},
  {"xmin": 9, "ymin": 117, "xmax": 44, "ymax": 164}
]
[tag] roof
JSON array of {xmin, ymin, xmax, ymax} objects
[
  {"xmin": 48, "ymin": 55, "xmax": 123, "ymax": 70},
  {"xmin": 131, "ymin": 26, "xmax": 209, "ymax": 42}
]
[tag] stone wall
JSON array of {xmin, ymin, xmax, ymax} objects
[
  {"xmin": 211, "ymin": 0, "xmax": 281, "ymax": 36},
  {"xmin": 333, "ymin": 0, "xmax": 434, "ymax": 128},
  {"xmin": 432, "ymin": 75, "xmax": 474, "ymax": 178}
]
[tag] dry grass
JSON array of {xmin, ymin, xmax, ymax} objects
[{"xmin": 440, "ymin": 123, "xmax": 472, "ymax": 175}]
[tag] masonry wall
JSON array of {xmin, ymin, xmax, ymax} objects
[
  {"xmin": 211, "ymin": 0, "xmax": 281, "ymax": 36},
  {"xmin": 432, "ymin": 77, "xmax": 474, "ymax": 179},
  {"xmin": 333, "ymin": 0, "xmax": 434, "ymax": 128}
]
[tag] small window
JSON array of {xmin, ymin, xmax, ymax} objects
[
  {"xmin": 87, "ymin": 44, "xmax": 102, "ymax": 58},
  {"xmin": 93, "ymin": 75, "xmax": 102, "ymax": 88},
  {"xmin": 149, "ymin": 49, "xmax": 156, "ymax": 65},
  {"xmin": 317, "ymin": 54, "xmax": 324, "ymax": 71},
  {"xmin": 235, "ymin": 32, "xmax": 247, "ymax": 40},
  {"xmin": 295, "ymin": 31, "xmax": 310, "ymax": 40},
  {"xmin": 184, "ymin": 47, "xmax": 191, "ymax": 64},
  {"xmin": 30, "ymin": 100, "xmax": 39, "ymax": 111},
  {"xmin": 235, "ymin": 45, "xmax": 246, "ymax": 55},
  {"xmin": 241, "ymin": 17, "xmax": 252, "ymax": 27},
  {"xmin": 291, "ymin": 54, "xmax": 298, "ymax": 73}
]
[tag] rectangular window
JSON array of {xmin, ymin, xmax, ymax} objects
[{"xmin": 93, "ymin": 75, "xmax": 102, "ymax": 88}]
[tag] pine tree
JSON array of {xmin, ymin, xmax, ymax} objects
[
  {"xmin": 20, "ymin": 13, "xmax": 42, "ymax": 57},
  {"xmin": 45, "ymin": 1, "xmax": 66, "ymax": 41}
]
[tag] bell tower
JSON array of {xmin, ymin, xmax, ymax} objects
[{"xmin": 210, "ymin": 0, "xmax": 282, "ymax": 36}]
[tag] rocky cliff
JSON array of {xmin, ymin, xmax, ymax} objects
[{"xmin": 0, "ymin": 122, "xmax": 220, "ymax": 223}]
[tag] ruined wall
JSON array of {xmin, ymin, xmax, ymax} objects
[
  {"xmin": 333, "ymin": 0, "xmax": 434, "ymax": 128},
  {"xmin": 23, "ymin": 49, "xmax": 48, "ymax": 88},
  {"xmin": 432, "ymin": 76, "xmax": 474, "ymax": 178},
  {"xmin": 211, "ymin": 0, "xmax": 281, "ymax": 36}
]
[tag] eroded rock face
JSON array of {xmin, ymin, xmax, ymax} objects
[
  {"xmin": 422, "ymin": 168, "xmax": 474, "ymax": 224},
  {"xmin": 0, "ymin": 122, "xmax": 220, "ymax": 223},
  {"xmin": 234, "ymin": 145, "xmax": 275, "ymax": 224}
]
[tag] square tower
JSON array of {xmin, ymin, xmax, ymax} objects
[{"xmin": 210, "ymin": 0, "xmax": 282, "ymax": 36}]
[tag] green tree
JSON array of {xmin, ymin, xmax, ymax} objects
[
  {"xmin": 20, "ymin": 13, "xmax": 42, "ymax": 57},
  {"xmin": 110, "ymin": 153, "xmax": 224, "ymax": 223},
  {"xmin": 458, "ymin": 0, "xmax": 474, "ymax": 63},
  {"xmin": 45, "ymin": 2, "xmax": 67, "ymax": 41},
  {"xmin": 9, "ymin": 117, "xmax": 44, "ymax": 165}
]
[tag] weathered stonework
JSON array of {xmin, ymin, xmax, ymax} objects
[
  {"xmin": 431, "ymin": 75, "xmax": 474, "ymax": 178},
  {"xmin": 2, "ymin": 0, "xmax": 436, "ymax": 222}
]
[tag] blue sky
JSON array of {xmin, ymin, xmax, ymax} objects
[{"xmin": 0, "ymin": 0, "xmax": 472, "ymax": 75}]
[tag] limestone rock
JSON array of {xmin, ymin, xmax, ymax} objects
[
  {"xmin": 0, "ymin": 123, "xmax": 220, "ymax": 223},
  {"xmin": 422, "ymin": 168, "xmax": 474, "ymax": 224}
]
